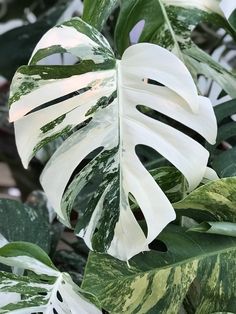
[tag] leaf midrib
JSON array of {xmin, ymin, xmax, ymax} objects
[{"xmin": 158, "ymin": 0, "xmax": 185, "ymax": 62}]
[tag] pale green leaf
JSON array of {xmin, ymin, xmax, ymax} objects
[{"xmin": 188, "ymin": 221, "xmax": 236, "ymax": 237}]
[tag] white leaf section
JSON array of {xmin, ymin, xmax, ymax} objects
[
  {"xmin": 220, "ymin": 0, "xmax": 236, "ymax": 18},
  {"xmin": 9, "ymin": 18, "xmax": 217, "ymax": 261},
  {"xmin": 0, "ymin": 234, "xmax": 8, "ymax": 248}
]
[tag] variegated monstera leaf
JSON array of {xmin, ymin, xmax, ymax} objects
[
  {"xmin": 0, "ymin": 242, "xmax": 101, "ymax": 313},
  {"xmin": 115, "ymin": 0, "xmax": 236, "ymax": 98},
  {"xmin": 9, "ymin": 18, "xmax": 217, "ymax": 261}
]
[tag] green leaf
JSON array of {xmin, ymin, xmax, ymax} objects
[
  {"xmin": 214, "ymin": 99, "xmax": 236, "ymax": 124},
  {"xmin": 115, "ymin": 0, "xmax": 236, "ymax": 98},
  {"xmin": 174, "ymin": 177, "xmax": 236, "ymax": 222},
  {"xmin": 0, "ymin": 1, "xmax": 68, "ymax": 79},
  {"xmin": 150, "ymin": 166, "xmax": 186, "ymax": 203},
  {"xmin": 212, "ymin": 148, "xmax": 236, "ymax": 178},
  {"xmin": 9, "ymin": 17, "xmax": 217, "ymax": 261},
  {"xmin": 0, "ymin": 199, "xmax": 50, "ymax": 252},
  {"xmin": 188, "ymin": 221, "xmax": 236, "ymax": 237},
  {"xmin": 83, "ymin": 0, "xmax": 118, "ymax": 30},
  {"xmin": 82, "ymin": 225, "xmax": 236, "ymax": 313},
  {"xmin": 0, "ymin": 242, "xmax": 101, "ymax": 313},
  {"xmin": 208, "ymin": 99, "xmax": 236, "ymax": 177},
  {"xmin": 220, "ymin": 0, "xmax": 236, "ymax": 32}
]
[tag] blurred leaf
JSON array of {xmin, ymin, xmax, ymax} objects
[
  {"xmin": 214, "ymin": 99, "xmax": 236, "ymax": 124},
  {"xmin": 188, "ymin": 221, "xmax": 236, "ymax": 237},
  {"xmin": 0, "ymin": 199, "xmax": 51, "ymax": 252},
  {"xmin": 212, "ymin": 147, "xmax": 236, "ymax": 178},
  {"xmin": 83, "ymin": 0, "xmax": 118, "ymax": 30},
  {"xmin": 0, "ymin": 1, "xmax": 69, "ymax": 79}
]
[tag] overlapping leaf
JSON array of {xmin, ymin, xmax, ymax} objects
[
  {"xmin": 82, "ymin": 225, "xmax": 236, "ymax": 314},
  {"xmin": 210, "ymin": 99, "xmax": 236, "ymax": 178},
  {"xmin": 0, "ymin": 242, "xmax": 101, "ymax": 313},
  {"xmin": 115, "ymin": 0, "xmax": 236, "ymax": 98},
  {"xmin": 174, "ymin": 177, "xmax": 236, "ymax": 223},
  {"xmin": 9, "ymin": 17, "xmax": 217, "ymax": 260},
  {"xmin": 0, "ymin": 199, "xmax": 50, "ymax": 252},
  {"xmin": 220, "ymin": 0, "xmax": 236, "ymax": 31}
]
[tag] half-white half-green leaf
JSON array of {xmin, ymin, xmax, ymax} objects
[
  {"xmin": 0, "ymin": 242, "xmax": 101, "ymax": 313},
  {"xmin": 220, "ymin": 0, "xmax": 236, "ymax": 31},
  {"xmin": 9, "ymin": 17, "xmax": 217, "ymax": 261}
]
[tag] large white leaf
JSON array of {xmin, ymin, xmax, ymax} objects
[
  {"xmin": 9, "ymin": 18, "xmax": 217, "ymax": 261},
  {"xmin": 0, "ymin": 242, "xmax": 101, "ymax": 313}
]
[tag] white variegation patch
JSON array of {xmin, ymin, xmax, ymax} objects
[
  {"xmin": 9, "ymin": 18, "xmax": 217, "ymax": 261},
  {"xmin": 0, "ymin": 243, "xmax": 101, "ymax": 313},
  {"xmin": 220, "ymin": 0, "xmax": 236, "ymax": 19}
]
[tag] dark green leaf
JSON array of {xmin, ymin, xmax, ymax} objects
[
  {"xmin": 0, "ymin": 1, "xmax": 68, "ymax": 79},
  {"xmin": 83, "ymin": 0, "xmax": 118, "ymax": 30},
  {"xmin": 0, "ymin": 199, "xmax": 50, "ymax": 252}
]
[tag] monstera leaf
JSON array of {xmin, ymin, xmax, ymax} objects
[
  {"xmin": 82, "ymin": 225, "xmax": 236, "ymax": 313},
  {"xmin": 220, "ymin": 0, "xmax": 236, "ymax": 31},
  {"xmin": 9, "ymin": 18, "xmax": 217, "ymax": 261},
  {"xmin": 0, "ymin": 242, "xmax": 101, "ymax": 313},
  {"xmin": 115, "ymin": 0, "xmax": 236, "ymax": 98}
]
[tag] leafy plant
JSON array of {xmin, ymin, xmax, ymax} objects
[
  {"xmin": 0, "ymin": 242, "xmax": 101, "ymax": 313},
  {"xmin": 9, "ymin": 17, "xmax": 217, "ymax": 261},
  {"xmin": 1, "ymin": 0, "xmax": 236, "ymax": 313}
]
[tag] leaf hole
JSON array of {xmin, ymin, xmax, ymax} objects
[
  {"xmin": 56, "ymin": 290, "xmax": 63, "ymax": 302},
  {"xmin": 36, "ymin": 52, "xmax": 79, "ymax": 66},
  {"xmin": 26, "ymin": 87, "xmax": 91, "ymax": 116},
  {"xmin": 65, "ymin": 147, "xmax": 104, "ymax": 192},
  {"xmin": 53, "ymin": 309, "xmax": 59, "ymax": 314},
  {"xmin": 37, "ymin": 291, "xmax": 47, "ymax": 296},
  {"xmin": 70, "ymin": 209, "xmax": 79, "ymax": 228},
  {"xmin": 149, "ymin": 239, "xmax": 168, "ymax": 252},
  {"xmin": 136, "ymin": 105, "xmax": 204, "ymax": 143},
  {"xmin": 129, "ymin": 20, "xmax": 145, "ymax": 44},
  {"xmin": 129, "ymin": 193, "xmax": 148, "ymax": 237},
  {"xmin": 145, "ymin": 78, "xmax": 165, "ymax": 87}
]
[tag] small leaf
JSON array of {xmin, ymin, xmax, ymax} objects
[
  {"xmin": 0, "ymin": 242, "xmax": 101, "ymax": 313},
  {"xmin": 188, "ymin": 221, "xmax": 236, "ymax": 237}
]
